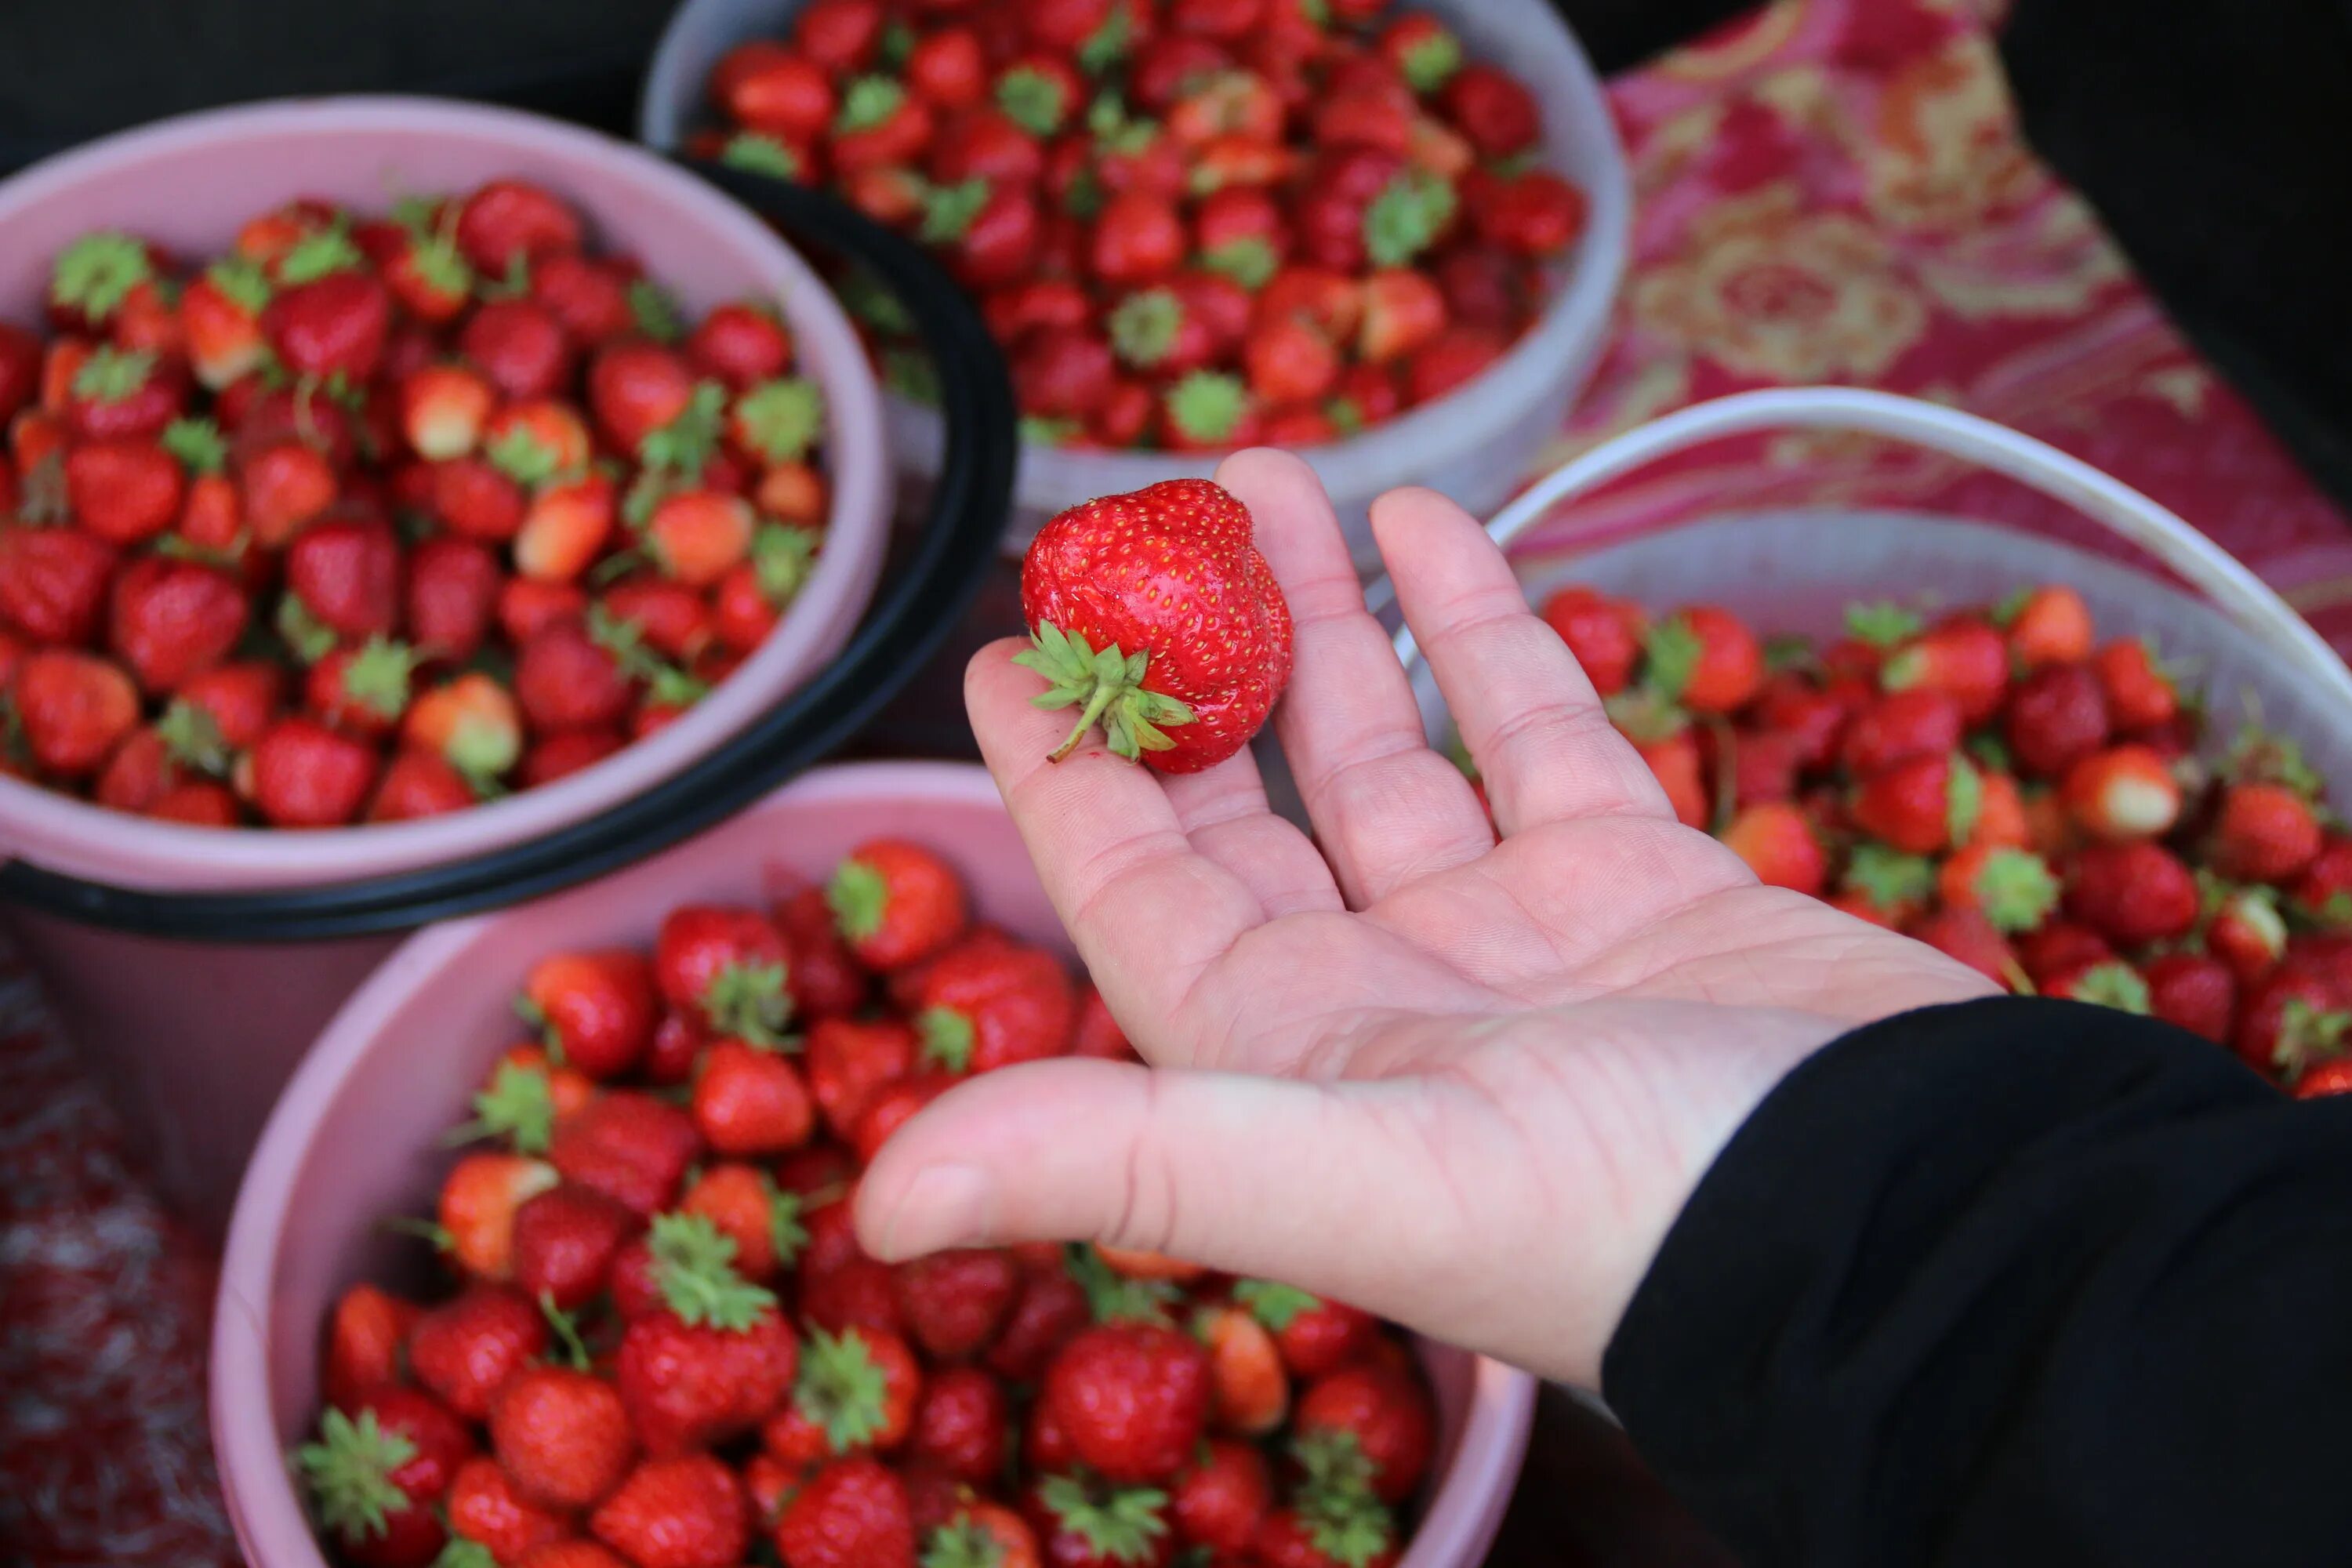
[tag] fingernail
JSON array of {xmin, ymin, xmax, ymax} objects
[{"xmin": 875, "ymin": 1162, "xmax": 993, "ymax": 1259}]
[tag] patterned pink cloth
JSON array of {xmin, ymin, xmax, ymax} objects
[
  {"xmin": 5, "ymin": 2, "xmax": 2352, "ymax": 1562},
  {"xmin": 1515, "ymin": 0, "xmax": 2352, "ymax": 652}
]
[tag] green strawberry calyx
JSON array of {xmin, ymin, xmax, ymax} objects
[
  {"xmin": 1067, "ymin": 1243, "xmax": 1179, "ymax": 1325},
  {"xmin": 1970, "ymin": 848, "xmax": 2059, "ymax": 934},
  {"xmin": 72, "ymin": 347, "xmax": 157, "ymax": 405},
  {"xmin": 2065, "ymin": 960, "xmax": 2150, "ymax": 1015},
  {"xmin": 1842, "ymin": 843, "xmax": 1935, "ymax": 914},
  {"xmin": 1291, "ymin": 1429, "xmax": 1396, "ymax": 1568},
  {"xmin": 923, "ymin": 1520, "xmax": 1009, "ymax": 1568},
  {"xmin": 1232, "ymin": 1277, "xmax": 1320, "ymax": 1332},
  {"xmin": 162, "ymin": 416, "xmax": 229, "ymax": 475},
  {"xmin": 753, "ymin": 523, "xmax": 821, "ymax": 607},
  {"xmin": 1163, "ymin": 371, "xmax": 1249, "ymax": 444},
  {"xmin": 1036, "ymin": 1475, "xmax": 1170, "ymax": 1564},
  {"xmin": 1362, "ymin": 171, "xmax": 1457, "ymax": 270},
  {"xmin": 827, "ymin": 855, "xmax": 890, "ymax": 942},
  {"xmin": 53, "ymin": 232, "xmax": 154, "ymax": 323},
  {"xmin": 157, "ymin": 699, "xmax": 233, "ymax": 777},
  {"xmin": 793, "ymin": 1325, "xmax": 893, "ymax": 1453},
  {"xmin": 735, "ymin": 377, "xmax": 827, "ymax": 466},
  {"xmin": 768, "ymin": 1181, "xmax": 808, "ymax": 1269},
  {"xmin": 702, "ymin": 958, "xmax": 796, "ymax": 1048},
  {"xmin": 433, "ymin": 1540, "xmax": 501, "ymax": 1568},
  {"xmin": 1014, "ymin": 622, "xmax": 1196, "ymax": 764},
  {"xmin": 2274, "ymin": 996, "xmax": 2352, "ymax": 1083},
  {"xmin": 441, "ymin": 1058, "xmax": 559, "ymax": 1155},
  {"xmin": 1108, "ymin": 288, "xmax": 1184, "ymax": 368},
  {"xmin": 918, "ymin": 1005, "xmax": 977, "ymax": 1073},
  {"xmin": 342, "ymin": 637, "xmax": 419, "ymax": 721},
  {"xmin": 647, "ymin": 1211, "xmax": 778, "ymax": 1331},
  {"xmin": 721, "ymin": 132, "xmax": 805, "ymax": 183},
  {"xmin": 294, "ymin": 1406, "xmax": 417, "ymax": 1544}
]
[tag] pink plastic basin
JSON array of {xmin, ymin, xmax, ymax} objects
[
  {"xmin": 212, "ymin": 761, "xmax": 1537, "ymax": 1568},
  {"xmin": 0, "ymin": 98, "xmax": 893, "ymax": 1233}
]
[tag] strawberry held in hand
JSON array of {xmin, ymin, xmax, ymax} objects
[{"xmin": 1015, "ymin": 477, "xmax": 1292, "ymax": 774}]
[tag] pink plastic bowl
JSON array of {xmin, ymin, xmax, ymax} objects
[
  {"xmin": 0, "ymin": 97, "xmax": 891, "ymax": 1233},
  {"xmin": 212, "ymin": 761, "xmax": 1537, "ymax": 1568}
]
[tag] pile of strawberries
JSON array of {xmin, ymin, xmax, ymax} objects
[
  {"xmin": 0, "ymin": 179, "xmax": 832, "ymax": 828},
  {"xmin": 1535, "ymin": 581, "xmax": 2352, "ymax": 1098},
  {"xmin": 296, "ymin": 837, "xmax": 1436, "ymax": 1568},
  {"xmin": 694, "ymin": 0, "xmax": 1585, "ymax": 451}
]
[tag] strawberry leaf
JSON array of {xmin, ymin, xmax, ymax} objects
[
  {"xmin": 539, "ymin": 1293, "xmax": 593, "ymax": 1371},
  {"xmin": 629, "ymin": 278, "xmax": 688, "ymax": 345},
  {"xmin": 1077, "ymin": 0, "xmax": 1135, "ymax": 75},
  {"xmin": 341, "ymin": 637, "xmax": 418, "ymax": 720},
  {"xmin": 793, "ymin": 1325, "xmax": 894, "ymax": 1453},
  {"xmin": 637, "ymin": 382, "xmax": 728, "ymax": 474},
  {"xmin": 1013, "ymin": 622, "xmax": 1197, "ymax": 764},
  {"xmin": 276, "ymin": 593, "xmax": 339, "ymax": 666},
  {"xmin": 1109, "ymin": 289, "xmax": 1184, "ymax": 368},
  {"xmin": 1970, "ymin": 848, "xmax": 2060, "ymax": 934},
  {"xmin": 996, "ymin": 67, "xmax": 1069, "ymax": 136},
  {"xmin": 647, "ymin": 1211, "xmax": 778, "ymax": 1331},
  {"xmin": 753, "ymin": 522, "xmax": 821, "ymax": 604},
  {"xmin": 1067, "ymin": 1243, "xmax": 1178, "ymax": 1324},
  {"xmin": 1163, "ymin": 371, "xmax": 1248, "ymax": 444},
  {"xmin": 162, "ymin": 416, "xmax": 228, "ymax": 476},
  {"xmin": 734, "ymin": 378, "xmax": 827, "ymax": 466},
  {"xmin": 278, "ymin": 225, "xmax": 366, "ymax": 285},
  {"xmin": 702, "ymin": 959, "xmax": 796, "ymax": 1047},
  {"xmin": 51, "ymin": 232, "xmax": 154, "ymax": 323},
  {"xmin": 1232, "ymin": 1278, "xmax": 1319, "ymax": 1332},
  {"xmin": 1640, "ymin": 615, "xmax": 1703, "ymax": 705},
  {"xmin": 1036, "ymin": 1475, "xmax": 1169, "ymax": 1563},
  {"xmin": 442, "ymin": 1058, "xmax": 560, "ymax": 1155},
  {"xmin": 485, "ymin": 427, "xmax": 564, "ymax": 489},
  {"xmin": 1362, "ymin": 171, "xmax": 1457, "ymax": 269},
  {"xmin": 920, "ymin": 178, "xmax": 993, "ymax": 244},
  {"xmin": 71, "ymin": 347, "xmax": 156, "ymax": 405},
  {"xmin": 722, "ymin": 132, "xmax": 805, "ymax": 183},
  {"xmin": 1945, "ymin": 753, "xmax": 1984, "ymax": 848},
  {"xmin": 2067, "ymin": 960, "xmax": 2151, "ymax": 1015},
  {"xmin": 156, "ymin": 699, "xmax": 232, "ymax": 776},
  {"xmin": 923, "ymin": 1521, "xmax": 1009, "ymax": 1568},
  {"xmin": 918, "ymin": 1006, "xmax": 977, "ymax": 1073},
  {"xmin": 768, "ymin": 1182, "xmax": 808, "ymax": 1269},
  {"xmin": 204, "ymin": 256, "xmax": 275, "ymax": 314},
  {"xmin": 828, "ymin": 856, "xmax": 889, "ymax": 942},
  {"xmin": 1844, "ymin": 601, "xmax": 1923, "ymax": 649},
  {"xmin": 294, "ymin": 1407, "xmax": 417, "ymax": 1543},
  {"xmin": 838, "ymin": 75, "xmax": 909, "ymax": 133},
  {"xmin": 434, "ymin": 1540, "xmax": 500, "ymax": 1568},
  {"xmin": 1842, "ymin": 843, "xmax": 1936, "ymax": 913},
  {"xmin": 1200, "ymin": 237, "xmax": 1279, "ymax": 292},
  {"xmin": 1398, "ymin": 29, "xmax": 1464, "ymax": 93}
]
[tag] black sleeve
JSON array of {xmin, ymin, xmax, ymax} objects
[{"xmin": 1602, "ymin": 996, "xmax": 2352, "ymax": 1568}]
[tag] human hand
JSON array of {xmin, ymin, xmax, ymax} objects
[{"xmin": 855, "ymin": 451, "xmax": 1993, "ymax": 1387}]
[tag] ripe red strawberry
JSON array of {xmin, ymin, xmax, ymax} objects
[
  {"xmin": 322, "ymin": 1283, "xmax": 420, "ymax": 1412},
  {"xmin": 1173, "ymin": 1438, "xmax": 1272, "ymax": 1554},
  {"xmin": 511, "ymin": 1181, "xmax": 640, "ymax": 1310},
  {"xmin": 2064, "ymin": 840, "xmax": 2201, "ymax": 946},
  {"xmin": 912, "ymin": 940, "xmax": 1076, "ymax": 1075},
  {"xmin": 908, "ymin": 1365, "xmax": 1011, "ymax": 1484},
  {"xmin": 2042, "ymin": 959, "xmax": 2154, "ymax": 1013},
  {"xmin": 1904, "ymin": 906, "xmax": 2019, "ymax": 988},
  {"xmin": 107, "ymin": 556, "xmax": 247, "ymax": 694},
  {"xmin": 12, "ymin": 648, "xmax": 137, "ymax": 777},
  {"xmin": 1041, "ymin": 1323, "xmax": 1212, "ymax": 1484},
  {"xmin": 263, "ymin": 268, "xmax": 392, "ymax": 382},
  {"xmin": 1069, "ymin": 983, "xmax": 1136, "ymax": 1061},
  {"xmin": 434, "ymin": 1150, "xmax": 560, "ymax": 1282},
  {"xmin": 456, "ymin": 180, "xmax": 585, "ymax": 276},
  {"xmin": 590, "ymin": 1454, "xmax": 751, "ymax": 1568},
  {"xmin": 1467, "ymin": 168, "xmax": 1586, "ymax": 256},
  {"xmin": 717, "ymin": 42, "xmax": 838, "ymax": 138},
  {"xmin": 445, "ymin": 1457, "xmax": 572, "ymax": 1566},
  {"xmin": 1851, "ymin": 752, "xmax": 1980, "ymax": 856},
  {"xmin": 2234, "ymin": 966, "xmax": 2350, "ymax": 1079},
  {"xmin": 764, "ymin": 1322, "xmax": 921, "ymax": 1463},
  {"xmin": 2016, "ymin": 922, "xmax": 2115, "ymax": 990},
  {"xmin": 894, "ymin": 1247, "xmax": 1022, "ymax": 1362},
  {"xmin": 2000, "ymin": 584, "xmax": 2092, "ymax": 669},
  {"xmin": 288, "ymin": 516, "xmax": 403, "ymax": 639},
  {"xmin": 2146, "ymin": 950, "xmax": 2238, "ymax": 1044},
  {"xmin": 2209, "ymin": 781, "xmax": 2323, "ymax": 884},
  {"xmin": 1017, "ymin": 479, "xmax": 1291, "ymax": 774},
  {"xmin": 519, "ymin": 1544, "xmax": 633, "ymax": 1568},
  {"xmin": 520, "ymin": 949, "xmax": 658, "ymax": 1080},
  {"xmin": 1641, "ymin": 605, "xmax": 1761, "ymax": 715},
  {"xmin": 616, "ymin": 1214, "xmax": 797, "ymax": 1454},
  {"xmin": 2294, "ymin": 834, "xmax": 2352, "ymax": 920},
  {"xmin": 406, "ymin": 535, "xmax": 503, "ymax": 660},
  {"xmin": 296, "ymin": 1386, "xmax": 474, "ymax": 1568},
  {"xmin": 1293, "ymin": 1364, "xmax": 1432, "ymax": 1505},
  {"xmin": 491, "ymin": 1364, "xmax": 637, "ymax": 1511},
  {"xmin": 2294, "ymin": 1058, "xmax": 2352, "ymax": 1098},
  {"xmin": 0, "ymin": 524, "xmax": 117, "ymax": 644},
  {"xmin": 549, "ymin": 1091, "xmax": 701, "ymax": 1217},
  {"xmin": 65, "ymin": 436, "xmax": 182, "ymax": 542},
  {"xmin": 829, "ymin": 839, "xmax": 970, "ymax": 972},
  {"xmin": 304, "ymin": 639, "xmax": 415, "ymax": 738},
  {"xmin": 231, "ymin": 441, "xmax": 336, "ymax": 546},
  {"xmin": 174, "ymin": 659, "xmax": 282, "ymax": 750},
  {"xmin": 775, "ymin": 1457, "xmax": 914, "ymax": 1568},
  {"xmin": 680, "ymin": 1162, "xmax": 804, "ymax": 1281},
  {"xmin": 2004, "ymin": 662, "xmax": 2110, "ymax": 779},
  {"xmin": 1718, "ymin": 801, "xmax": 1825, "ymax": 894},
  {"xmin": 1026, "ymin": 1475, "xmax": 1176, "ymax": 1568},
  {"xmin": 988, "ymin": 1262, "xmax": 1096, "ymax": 1384},
  {"xmin": 463, "ymin": 299, "xmax": 575, "ymax": 401},
  {"xmin": 408, "ymin": 1287, "xmax": 549, "ymax": 1421},
  {"xmin": 692, "ymin": 1038, "xmax": 817, "ymax": 1156},
  {"xmin": 654, "ymin": 904, "xmax": 793, "ymax": 1043},
  {"xmin": 531, "ymin": 252, "xmax": 639, "ymax": 346},
  {"xmin": 399, "ymin": 365, "xmax": 494, "ymax": 459},
  {"xmin": 1254, "ymin": 1503, "xmax": 1398, "ymax": 1568},
  {"xmin": 2061, "ymin": 744, "xmax": 2182, "ymax": 842},
  {"xmin": 1879, "ymin": 616, "xmax": 2006, "ymax": 722},
  {"xmin": 2206, "ymin": 884, "xmax": 2288, "ymax": 985},
  {"xmin": 66, "ymin": 345, "xmax": 188, "ymax": 441},
  {"xmin": 1837, "ymin": 688, "xmax": 1961, "ymax": 775},
  {"xmin": 2092, "ymin": 638, "xmax": 2180, "ymax": 730}
]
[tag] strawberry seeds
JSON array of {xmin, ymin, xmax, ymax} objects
[{"xmin": 0, "ymin": 180, "xmax": 831, "ymax": 828}]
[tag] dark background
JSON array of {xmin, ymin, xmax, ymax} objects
[{"xmin": 2, "ymin": 0, "xmax": 2347, "ymax": 512}]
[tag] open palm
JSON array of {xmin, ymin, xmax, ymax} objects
[{"xmin": 858, "ymin": 451, "xmax": 1989, "ymax": 1386}]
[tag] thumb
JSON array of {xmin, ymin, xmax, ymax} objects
[{"xmin": 853, "ymin": 1058, "xmax": 1468, "ymax": 1321}]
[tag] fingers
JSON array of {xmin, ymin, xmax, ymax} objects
[
  {"xmin": 855, "ymin": 1057, "xmax": 1467, "ymax": 1319},
  {"xmin": 967, "ymin": 642, "xmax": 1261, "ymax": 1058},
  {"xmin": 1159, "ymin": 752, "xmax": 1345, "ymax": 920},
  {"xmin": 1221, "ymin": 449, "xmax": 1493, "ymax": 909},
  {"xmin": 1372, "ymin": 488, "xmax": 1671, "ymax": 833}
]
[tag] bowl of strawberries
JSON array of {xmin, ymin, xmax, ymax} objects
[
  {"xmin": 1405, "ymin": 389, "xmax": 2352, "ymax": 1094},
  {"xmin": 0, "ymin": 96, "xmax": 1022, "ymax": 1236},
  {"xmin": 212, "ymin": 762, "xmax": 1538, "ymax": 1568},
  {"xmin": 641, "ymin": 0, "xmax": 1630, "ymax": 564}
]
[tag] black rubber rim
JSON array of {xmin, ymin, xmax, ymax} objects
[{"xmin": 0, "ymin": 165, "xmax": 1015, "ymax": 942}]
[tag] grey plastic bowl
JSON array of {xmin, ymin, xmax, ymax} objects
[{"xmin": 642, "ymin": 0, "xmax": 1632, "ymax": 565}]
